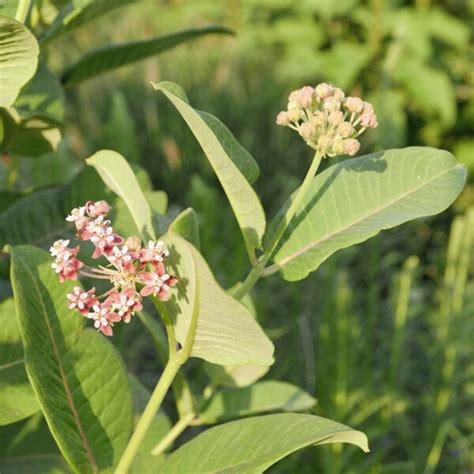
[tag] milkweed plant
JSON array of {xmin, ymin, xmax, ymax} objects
[{"xmin": 8, "ymin": 81, "xmax": 466, "ymax": 473}]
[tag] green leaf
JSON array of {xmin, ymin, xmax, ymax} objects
[
  {"xmin": 198, "ymin": 381, "xmax": 316, "ymax": 424},
  {"xmin": 204, "ymin": 362, "xmax": 269, "ymax": 389},
  {"xmin": 15, "ymin": 63, "xmax": 65, "ymax": 125},
  {"xmin": 10, "ymin": 246, "xmax": 134, "ymax": 473},
  {"xmin": 160, "ymin": 413, "xmax": 368, "ymax": 472},
  {"xmin": 62, "ymin": 25, "xmax": 234, "ymax": 86},
  {"xmin": 0, "ymin": 167, "xmax": 112, "ymax": 249},
  {"xmin": 0, "ymin": 298, "xmax": 39, "ymax": 425},
  {"xmin": 40, "ymin": 0, "xmax": 136, "ymax": 43},
  {"xmin": 270, "ymin": 147, "xmax": 466, "ymax": 281},
  {"xmin": 86, "ymin": 150, "xmax": 156, "ymax": 241},
  {"xmin": 154, "ymin": 81, "xmax": 266, "ymax": 257},
  {"xmin": 160, "ymin": 233, "xmax": 274, "ymax": 366},
  {"xmin": 0, "ymin": 16, "xmax": 39, "ymax": 107},
  {"xmin": 169, "ymin": 208, "xmax": 200, "ymax": 249},
  {"xmin": 0, "ymin": 455, "xmax": 71, "ymax": 473}
]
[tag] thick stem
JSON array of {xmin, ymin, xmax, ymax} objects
[
  {"xmin": 234, "ymin": 151, "xmax": 323, "ymax": 300},
  {"xmin": 115, "ymin": 358, "xmax": 181, "ymax": 474},
  {"xmin": 151, "ymin": 412, "xmax": 194, "ymax": 456}
]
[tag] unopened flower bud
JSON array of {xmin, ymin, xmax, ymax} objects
[
  {"xmin": 315, "ymin": 83, "xmax": 332, "ymax": 99},
  {"xmin": 344, "ymin": 97, "xmax": 364, "ymax": 114},
  {"xmin": 337, "ymin": 121, "xmax": 355, "ymax": 138},
  {"xmin": 328, "ymin": 111, "xmax": 344, "ymax": 126},
  {"xmin": 288, "ymin": 108, "xmax": 303, "ymax": 122},
  {"xmin": 288, "ymin": 89, "xmax": 301, "ymax": 103},
  {"xmin": 360, "ymin": 112, "xmax": 378, "ymax": 128},
  {"xmin": 299, "ymin": 86, "xmax": 315, "ymax": 108},
  {"xmin": 343, "ymin": 139, "xmax": 360, "ymax": 156},
  {"xmin": 124, "ymin": 236, "xmax": 142, "ymax": 252},
  {"xmin": 299, "ymin": 122, "xmax": 314, "ymax": 140},
  {"xmin": 333, "ymin": 87, "xmax": 345, "ymax": 101},
  {"xmin": 323, "ymin": 97, "xmax": 340, "ymax": 112},
  {"xmin": 363, "ymin": 101, "xmax": 374, "ymax": 114},
  {"xmin": 332, "ymin": 137, "xmax": 345, "ymax": 155},
  {"xmin": 317, "ymin": 135, "xmax": 333, "ymax": 154},
  {"xmin": 276, "ymin": 111, "xmax": 290, "ymax": 126},
  {"xmin": 311, "ymin": 110, "xmax": 325, "ymax": 127}
]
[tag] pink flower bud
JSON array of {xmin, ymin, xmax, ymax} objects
[
  {"xmin": 299, "ymin": 122, "xmax": 314, "ymax": 140},
  {"xmin": 287, "ymin": 107, "xmax": 303, "ymax": 122},
  {"xmin": 276, "ymin": 111, "xmax": 290, "ymax": 126},
  {"xmin": 323, "ymin": 97, "xmax": 341, "ymax": 112},
  {"xmin": 328, "ymin": 111, "xmax": 344, "ymax": 126},
  {"xmin": 360, "ymin": 112, "xmax": 378, "ymax": 128},
  {"xmin": 299, "ymin": 86, "xmax": 315, "ymax": 108},
  {"xmin": 317, "ymin": 135, "xmax": 333, "ymax": 154},
  {"xmin": 85, "ymin": 200, "xmax": 111, "ymax": 218},
  {"xmin": 331, "ymin": 137, "xmax": 345, "ymax": 155},
  {"xmin": 332, "ymin": 87, "xmax": 345, "ymax": 101},
  {"xmin": 343, "ymin": 139, "xmax": 360, "ymax": 156},
  {"xmin": 311, "ymin": 111, "xmax": 325, "ymax": 127},
  {"xmin": 363, "ymin": 101, "xmax": 374, "ymax": 114},
  {"xmin": 315, "ymin": 83, "xmax": 332, "ymax": 99},
  {"xmin": 344, "ymin": 97, "xmax": 364, "ymax": 114},
  {"xmin": 337, "ymin": 121, "xmax": 355, "ymax": 138}
]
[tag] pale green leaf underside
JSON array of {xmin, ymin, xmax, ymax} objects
[
  {"xmin": 272, "ymin": 147, "xmax": 466, "ymax": 281},
  {"xmin": 161, "ymin": 413, "xmax": 368, "ymax": 473},
  {"xmin": 154, "ymin": 81, "xmax": 266, "ymax": 254},
  {"xmin": 11, "ymin": 246, "xmax": 133, "ymax": 474},
  {"xmin": 0, "ymin": 298, "xmax": 39, "ymax": 425},
  {"xmin": 0, "ymin": 16, "xmax": 39, "ymax": 107},
  {"xmin": 162, "ymin": 233, "xmax": 274, "ymax": 366},
  {"xmin": 204, "ymin": 362, "xmax": 269, "ymax": 389},
  {"xmin": 87, "ymin": 150, "xmax": 156, "ymax": 241},
  {"xmin": 62, "ymin": 25, "xmax": 233, "ymax": 86},
  {"xmin": 198, "ymin": 381, "xmax": 316, "ymax": 424}
]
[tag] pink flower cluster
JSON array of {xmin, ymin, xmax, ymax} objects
[
  {"xmin": 50, "ymin": 201, "xmax": 178, "ymax": 336},
  {"xmin": 276, "ymin": 83, "xmax": 378, "ymax": 157}
]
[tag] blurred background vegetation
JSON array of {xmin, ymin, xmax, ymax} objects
[{"xmin": 1, "ymin": 0, "xmax": 473, "ymax": 472}]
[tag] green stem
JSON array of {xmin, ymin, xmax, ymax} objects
[
  {"xmin": 15, "ymin": 0, "xmax": 31, "ymax": 22},
  {"xmin": 116, "ymin": 357, "xmax": 182, "ymax": 474},
  {"xmin": 234, "ymin": 151, "xmax": 323, "ymax": 300},
  {"xmin": 151, "ymin": 412, "xmax": 195, "ymax": 456}
]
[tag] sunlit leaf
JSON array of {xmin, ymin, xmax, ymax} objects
[
  {"xmin": 161, "ymin": 413, "xmax": 368, "ymax": 472},
  {"xmin": 154, "ymin": 81, "xmax": 265, "ymax": 257},
  {"xmin": 269, "ymin": 147, "xmax": 466, "ymax": 281},
  {"xmin": 0, "ymin": 16, "xmax": 39, "ymax": 107},
  {"xmin": 198, "ymin": 381, "xmax": 316, "ymax": 424}
]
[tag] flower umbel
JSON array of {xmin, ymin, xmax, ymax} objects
[
  {"xmin": 276, "ymin": 83, "xmax": 378, "ymax": 157},
  {"xmin": 50, "ymin": 201, "xmax": 178, "ymax": 336}
]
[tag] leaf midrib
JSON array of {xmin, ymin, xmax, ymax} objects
[
  {"xmin": 276, "ymin": 164, "xmax": 462, "ymax": 268},
  {"xmin": 19, "ymin": 256, "xmax": 99, "ymax": 473}
]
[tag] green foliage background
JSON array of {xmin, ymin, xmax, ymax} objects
[{"xmin": 1, "ymin": 0, "xmax": 473, "ymax": 472}]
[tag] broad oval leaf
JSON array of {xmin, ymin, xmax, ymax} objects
[
  {"xmin": 154, "ymin": 81, "xmax": 266, "ymax": 256},
  {"xmin": 198, "ymin": 381, "xmax": 316, "ymax": 424},
  {"xmin": 0, "ymin": 16, "xmax": 39, "ymax": 107},
  {"xmin": 160, "ymin": 232, "xmax": 274, "ymax": 366},
  {"xmin": 0, "ymin": 298, "xmax": 39, "ymax": 425},
  {"xmin": 204, "ymin": 362, "xmax": 269, "ymax": 389},
  {"xmin": 270, "ymin": 147, "xmax": 466, "ymax": 281},
  {"xmin": 161, "ymin": 413, "xmax": 368, "ymax": 473},
  {"xmin": 86, "ymin": 150, "xmax": 156, "ymax": 241},
  {"xmin": 10, "ymin": 246, "xmax": 134, "ymax": 473},
  {"xmin": 62, "ymin": 25, "xmax": 233, "ymax": 86},
  {"xmin": 0, "ymin": 455, "xmax": 71, "ymax": 474}
]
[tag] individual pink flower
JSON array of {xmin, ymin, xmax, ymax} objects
[
  {"xmin": 82, "ymin": 216, "xmax": 124, "ymax": 258},
  {"xmin": 87, "ymin": 301, "xmax": 121, "ymax": 337},
  {"xmin": 140, "ymin": 240, "xmax": 169, "ymax": 264},
  {"xmin": 66, "ymin": 207, "xmax": 90, "ymax": 235},
  {"xmin": 50, "ymin": 240, "xmax": 83, "ymax": 282},
  {"xmin": 108, "ymin": 288, "xmax": 143, "ymax": 323},
  {"xmin": 67, "ymin": 287, "xmax": 98, "ymax": 315},
  {"xmin": 108, "ymin": 245, "xmax": 138, "ymax": 272},
  {"xmin": 85, "ymin": 200, "xmax": 111, "ymax": 218},
  {"xmin": 139, "ymin": 271, "xmax": 177, "ymax": 301}
]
